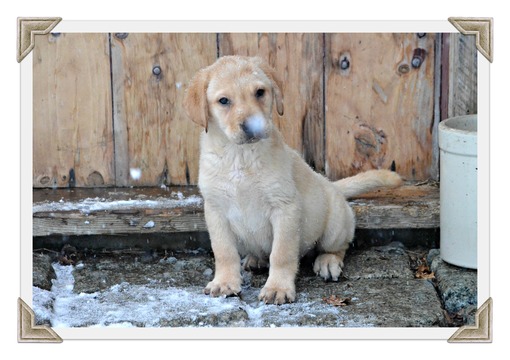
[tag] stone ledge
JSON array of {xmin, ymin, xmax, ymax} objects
[{"xmin": 428, "ymin": 249, "xmax": 478, "ymax": 325}]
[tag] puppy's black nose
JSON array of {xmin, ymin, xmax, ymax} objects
[
  {"xmin": 240, "ymin": 122, "xmax": 256, "ymax": 140},
  {"xmin": 240, "ymin": 115, "xmax": 266, "ymax": 142}
]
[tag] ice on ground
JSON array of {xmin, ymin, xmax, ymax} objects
[
  {"xmin": 32, "ymin": 263, "xmax": 360, "ymax": 328},
  {"xmin": 32, "ymin": 286, "xmax": 55, "ymax": 325},
  {"xmin": 33, "ymin": 263, "xmax": 241, "ymax": 328}
]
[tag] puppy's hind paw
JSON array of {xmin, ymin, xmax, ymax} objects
[
  {"xmin": 242, "ymin": 255, "xmax": 269, "ymax": 272},
  {"xmin": 313, "ymin": 253, "xmax": 344, "ymax": 282}
]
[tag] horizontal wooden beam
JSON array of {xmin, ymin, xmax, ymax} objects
[
  {"xmin": 351, "ymin": 182, "xmax": 439, "ymax": 229},
  {"xmin": 32, "ymin": 183, "xmax": 439, "ymax": 237}
]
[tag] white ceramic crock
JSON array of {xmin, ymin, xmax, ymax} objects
[{"xmin": 438, "ymin": 114, "xmax": 477, "ymax": 269}]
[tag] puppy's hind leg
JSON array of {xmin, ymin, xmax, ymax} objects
[{"xmin": 313, "ymin": 200, "xmax": 355, "ymax": 281}]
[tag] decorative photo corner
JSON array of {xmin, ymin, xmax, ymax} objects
[
  {"xmin": 17, "ymin": 17, "xmax": 62, "ymax": 63},
  {"xmin": 448, "ymin": 297, "xmax": 492, "ymax": 343},
  {"xmin": 17, "ymin": 17, "xmax": 493, "ymax": 342},
  {"xmin": 18, "ymin": 298, "xmax": 62, "ymax": 343},
  {"xmin": 448, "ymin": 17, "xmax": 493, "ymax": 63}
]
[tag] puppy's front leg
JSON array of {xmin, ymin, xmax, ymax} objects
[
  {"xmin": 203, "ymin": 202, "xmax": 242, "ymax": 297},
  {"xmin": 259, "ymin": 207, "xmax": 300, "ymax": 304}
]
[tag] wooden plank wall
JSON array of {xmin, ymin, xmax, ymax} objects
[
  {"xmin": 33, "ymin": 33, "xmax": 115, "ymax": 188},
  {"xmin": 219, "ymin": 33, "xmax": 325, "ymax": 172},
  {"xmin": 445, "ymin": 33, "xmax": 478, "ymax": 119},
  {"xmin": 110, "ymin": 33, "xmax": 216, "ymax": 186},
  {"xmin": 33, "ymin": 32, "xmax": 476, "ymax": 188},
  {"xmin": 325, "ymin": 33, "xmax": 436, "ymax": 180}
]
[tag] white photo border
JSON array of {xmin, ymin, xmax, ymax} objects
[{"xmin": 20, "ymin": 19, "xmax": 490, "ymax": 340}]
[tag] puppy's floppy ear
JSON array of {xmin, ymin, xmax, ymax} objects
[
  {"xmin": 183, "ymin": 68, "xmax": 209, "ymax": 132},
  {"xmin": 251, "ymin": 58, "xmax": 284, "ymax": 116}
]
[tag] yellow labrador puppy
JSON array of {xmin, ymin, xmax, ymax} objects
[{"xmin": 184, "ymin": 56, "xmax": 402, "ymax": 304}]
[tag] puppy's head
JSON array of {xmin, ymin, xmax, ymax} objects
[{"xmin": 184, "ymin": 56, "xmax": 284, "ymax": 144}]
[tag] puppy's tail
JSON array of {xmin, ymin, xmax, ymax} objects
[{"xmin": 334, "ymin": 169, "xmax": 403, "ymax": 199}]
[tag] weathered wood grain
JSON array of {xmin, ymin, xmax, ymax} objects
[
  {"xmin": 33, "ymin": 33, "xmax": 115, "ymax": 188},
  {"xmin": 447, "ymin": 33, "xmax": 477, "ymax": 118},
  {"xmin": 33, "ymin": 184, "xmax": 439, "ymax": 236},
  {"xmin": 219, "ymin": 33, "xmax": 325, "ymax": 172},
  {"xmin": 351, "ymin": 183, "xmax": 439, "ymax": 229},
  {"xmin": 325, "ymin": 33, "xmax": 436, "ymax": 181},
  {"xmin": 111, "ymin": 33, "xmax": 216, "ymax": 186},
  {"xmin": 33, "ymin": 208, "xmax": 207, "ymax": 237},
  {"xmin": 33, "ymin": 33, "xmax": 445, "ymax": 189}
]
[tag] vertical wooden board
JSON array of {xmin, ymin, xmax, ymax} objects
[
  {"xmin": 325, "ymin": 33, "xmax": 436, "ymax": 181},
  {"xmin": 448, "ymin": 33, "xmax": 477, "ymax": 118},
  {"xmin": 111, "ymin": 33, "xmax": 216, "ymax": 186},
  {"xmin": 219, "ymin": 33, "xmax": 325, "ymax": 172},
  {"xmin": 33, "ymin": 33, "xmax": 114, "ymax": 188}
]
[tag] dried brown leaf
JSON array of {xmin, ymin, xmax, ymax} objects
[
  {"xmin": 415, "ymin": 264, "xmax": 435, "ymax": 279},
  {"xmin": 323, "ymin": 295, "xmax": 351, "ymax": 306}
]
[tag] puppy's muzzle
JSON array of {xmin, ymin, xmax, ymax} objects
[{"xmin": 240, "ymin": 115, "xmax": 267, "ymax": 143}]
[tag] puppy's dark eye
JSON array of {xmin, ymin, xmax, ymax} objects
[
  {"xmin": 218, "ymin": 97, "xmax": 230, "ymax": 105},
  {"xmin": 255, "ymin": 89, "xmax": 265, "ymax": 98}
]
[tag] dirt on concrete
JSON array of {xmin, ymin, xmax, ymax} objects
[{"xmin": 31, "ymin": 241, "xmax": 478, "ymax": 329}]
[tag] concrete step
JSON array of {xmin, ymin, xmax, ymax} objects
[{"xmin": 31, "ymin": 241, "xmax": 476, "ymax": 329}]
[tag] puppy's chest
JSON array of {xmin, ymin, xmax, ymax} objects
[
  {"xmin": 202, "ymin": 150, "xmax": 268, "ymax": 196},
  {"xmin": 213, "ymin": 163, "xmax": 267, "ymax": 203},
  {"xmin": 201, "ymin": 153, "xmax": 276, "ymax": 224}
]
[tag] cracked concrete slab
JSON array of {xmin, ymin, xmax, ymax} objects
[{"xmin": 32, "ymin": 242, "xmax": 455, "ymax": 328}]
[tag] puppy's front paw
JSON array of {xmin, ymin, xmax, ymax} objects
[
  {"xmin": 204, "ymin": 277, "xmax": 241, "ymax": 297},
  {"xmin": 313, "ymin": 253, "xmax": 344, "ymax": 281},
  {"xmin": 258, "ymin": 284, "xmax": 296, "ymax": 305}
]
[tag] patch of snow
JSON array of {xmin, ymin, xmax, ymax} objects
[
  {"xmin": 203, "ymin": 268, "xmax": 213, "ymax": 277},
  {"xmin": 143, "ymin": 220, "xmax": 155, "ymax": 228},
  {"xmin": 130, "ymin": 168, "xmax": 142, "ymax": 180},
  {"xmin": 245, "ymin": 114, "xmax": 265, "ymax": 135},
  {"xmin": 171, "ymin": 191, "xmax": 185, "ymax": 200},
  {"xmin": 32, "ymin": 192, "xmax": 203, "ymax": 214},
  {"xmin": 31, "ymin": 263, "xmax": 375, "ymax": 328},
  {"xmin": 90, "ymin": 322, "xmax": 136, "ymax": 328},
  {"xmin": 34, "ymin": 264, "xmax": 240, "ymax": 328},
  {"xmin": 32, "ymin": 286, "xmax": 54, "ymax": 324},
  {"xmin": 242, "ymin": 303, "xmax": 266, "ymax": 327}
]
